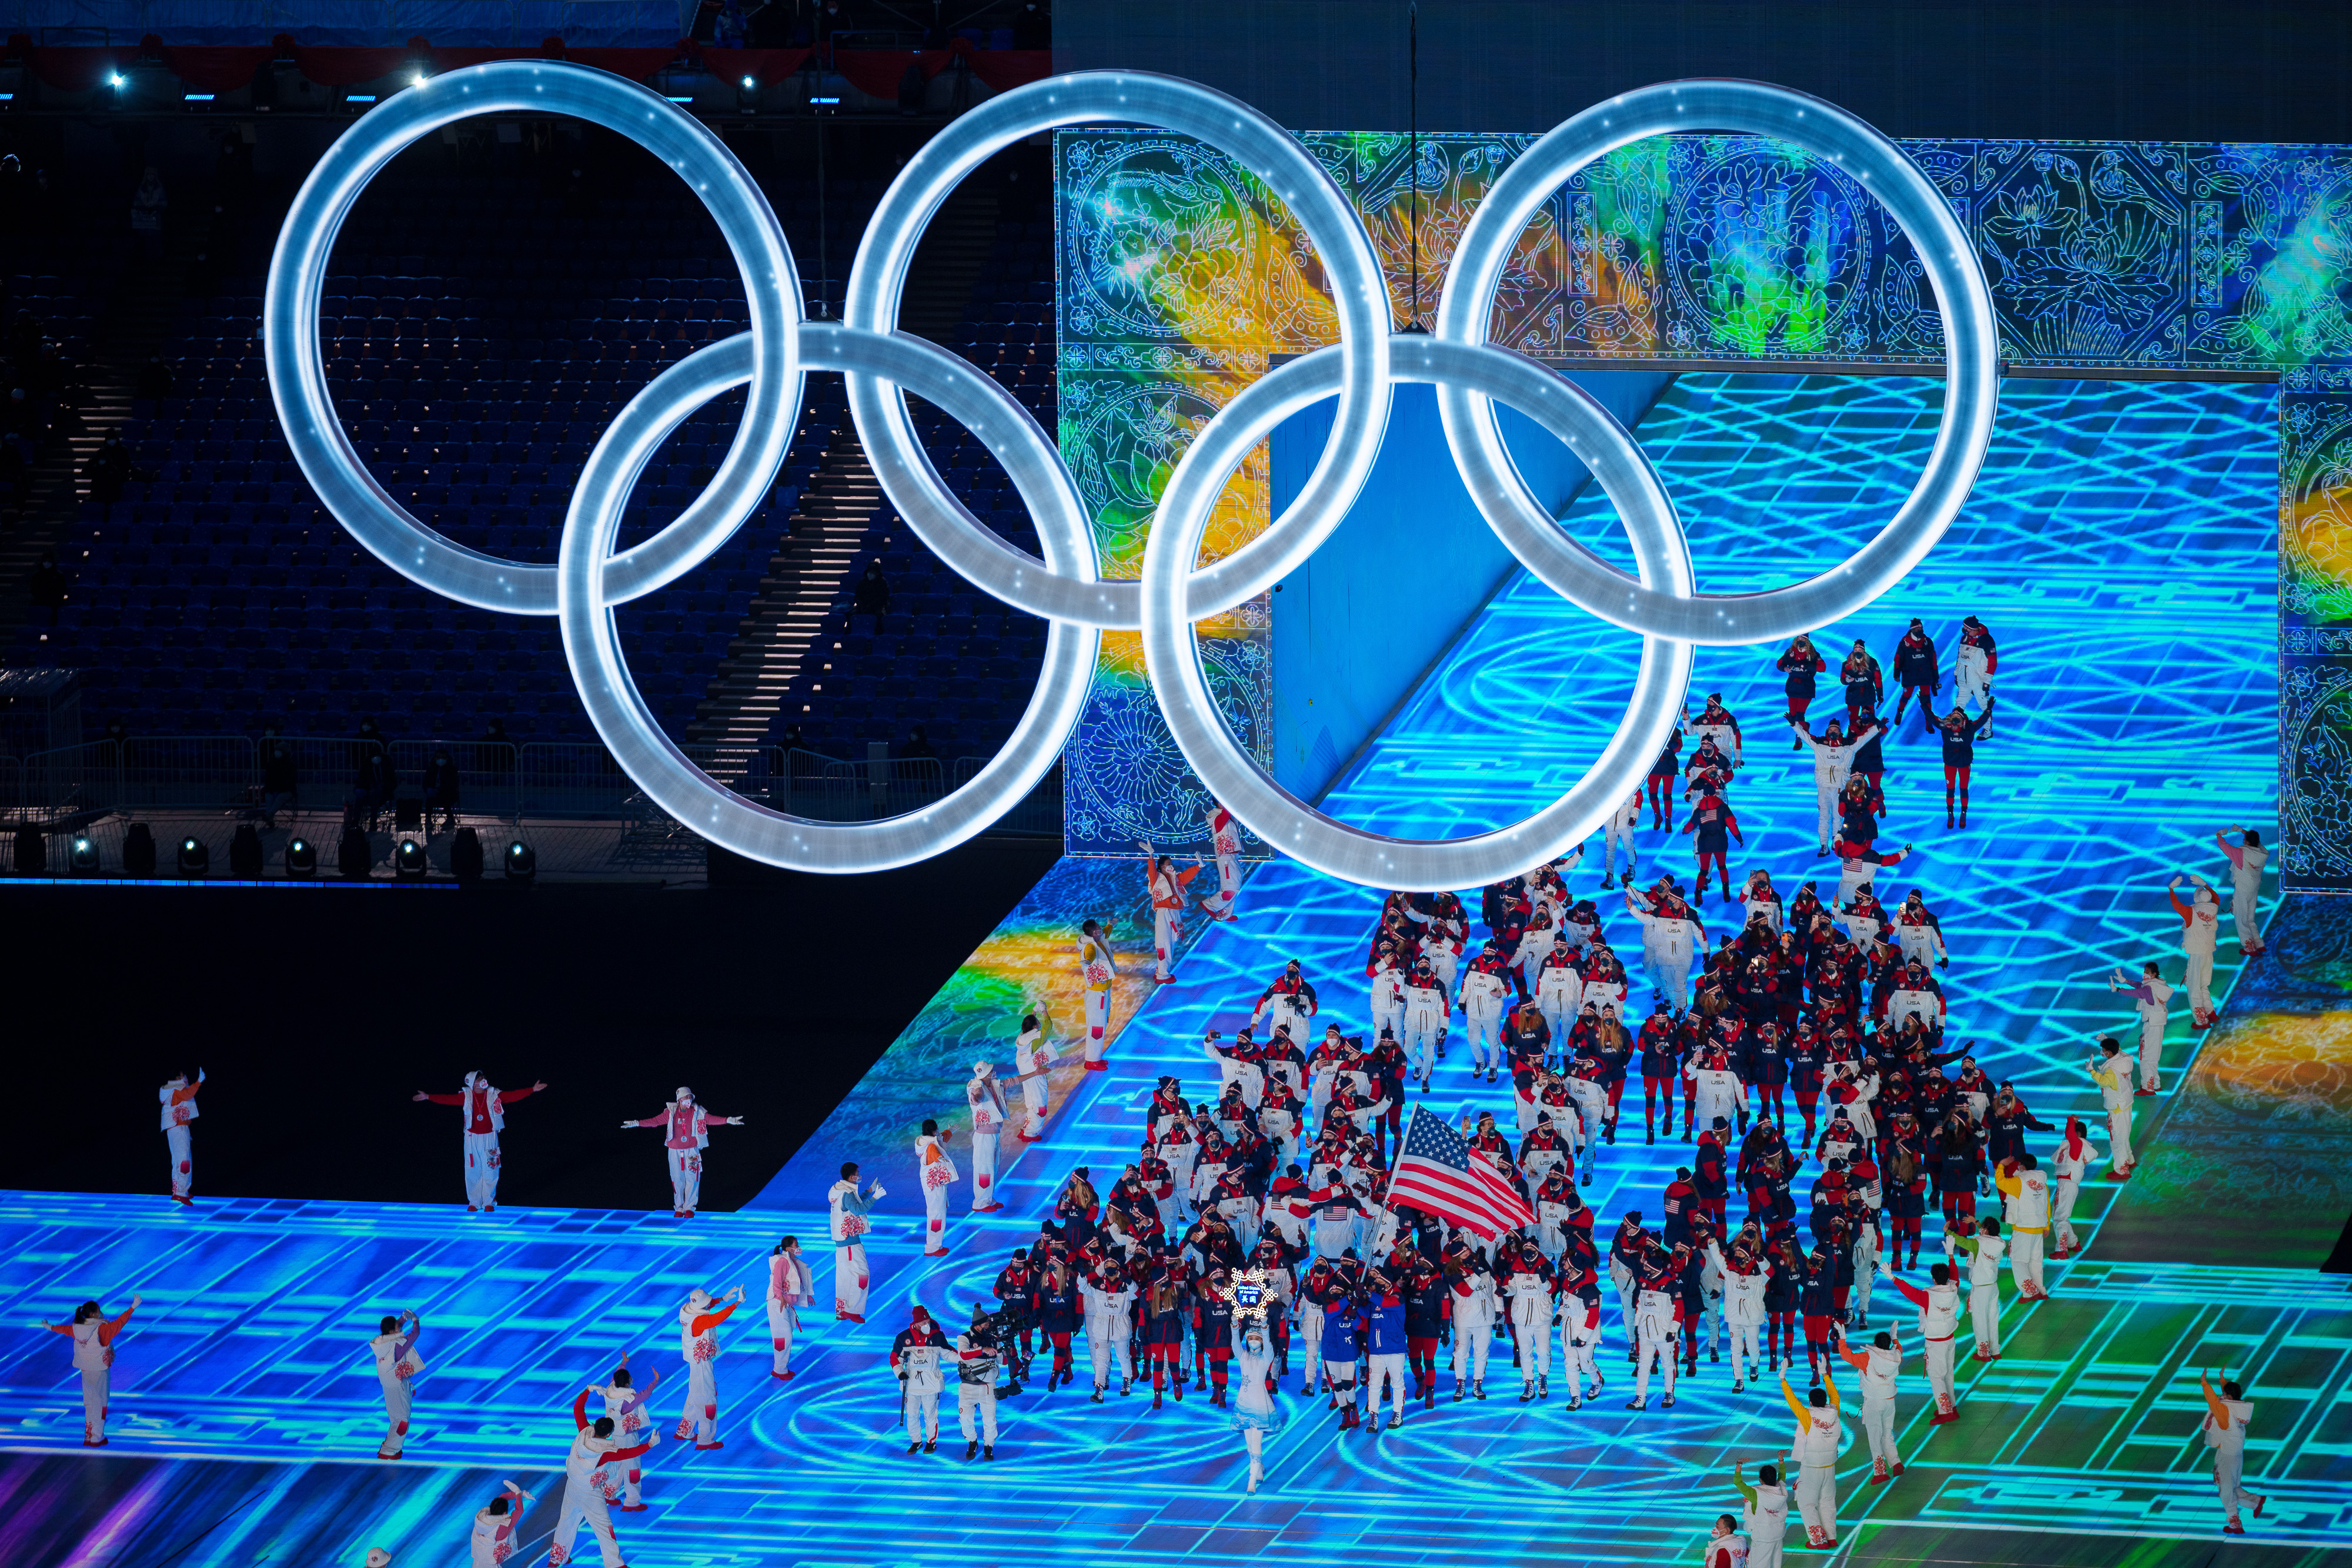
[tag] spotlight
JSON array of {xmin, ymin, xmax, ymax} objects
[
  {"xmin": 736, "ymin": 73, "xmax": 762, "ymax": 113},
  {"xmin": 122, "ymin": 822, "xmax": 157, "ymax": 877},
  {"xmin": 411, "ymin": 71, "xmax": 428, "ymax": 86},
  {"xmin": 177, "ymin": 835, "xmax": 210, "ymax": 876},
  {"xmin": 505, "ymin": 840, "xmax": 536, "ymax": 883},
  {"xmin": 741, "ymin": 74, "xmax": 756, "ymax": 89},
  {"xmin": 108, "ymin": 72, "xmax": 125, "ymax": 87},
  {"xmin": 286, "ymin": 837, "xmax": 317, "ymax": 877},
  {"xmin": 69, "ymin": 835, "xmax": 101, "ymax": 876},
  {"xmin": 395, "ymin": 837, "xmax": 427, "ymax": 880},
  {"xmin": 449, "ymin": 825, "xmax": 484, "ymax": 882}
]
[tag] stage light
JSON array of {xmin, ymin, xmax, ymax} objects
[
  {"xmin": 285, "ymin": 837, "xmax": 317, "ymax": 876},
  {"xmin": 228, "ymin": 823, "xmax": 264, "ymax": 877},
  {"xmin": 395, "ymin": 837, "xmax": 427, "ymax": 879},
  {"xmin": 177, "ymin": 835, "xmax": 209, "ymax": 876},
  {"xmin": 741, "ymin": 75, "xmax": 756, "ymax": 89},
  {"xmin": 122, "ymin": 822, "xmax": 156, "ymax": 877},
  {"xmin": 505, "ymin": 840, "xmax": 536, "ymax": 883},
  {"xmin": 449, "ymin": 825, "xmax": 484, "ymax": 882},
  {"xmin": 108, "ymin": 72, "xmax": 125, "ymax": 87},
  {"xmin": 411, "ymin": 71, "xmax": 428, "ymax": 87},
  {"xmin": 69, "ymin": 835, "xmax": 100, "ymax": 876}
]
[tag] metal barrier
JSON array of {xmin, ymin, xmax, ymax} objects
[
  {"xmin": 392, "ymin": 740, "xmax": 522, "ymax": 821},
  {"xmin": 121, "ymin": 736, "xmax": 257, "ymax": 811},
  {"xmin": 818, "ymin": 754, "xmax": 947, "ymax": 820},
  {"xmin": 17, "ymin": 741, "xmax": 119, "ymax": 814},
  {"xmin": 519, "ymin": 743, "xmax": 634, "ymax": 818}
]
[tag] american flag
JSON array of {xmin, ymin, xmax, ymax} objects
[{"xmin": 1386, "ymin": 1104, "xmax": 1535, "ymax": 1240}]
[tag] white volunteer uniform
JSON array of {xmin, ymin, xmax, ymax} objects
[
  {"xmin": 1852, "ymin": 1340, "xmax": 1902, "ymax": 1473},
  {"xmin": 2091, "ymin": 1054, "xmax": 2136, "ymax": 1172},
  {"xmin": 1744, "ymin": 1478, "xmax": 1790, "ymax": 1568},
  {"xmin": 68, "ymin": 1316, "xmax": 118, "ymax": 1443},
  {"xmin": 966, "ymin": 1068, "xmax": 1007, "ymax": 1211},
  {"xmin": 1788, "ymin": 1388, "xmax": 1842, "ymax": 1543},
  {"xmin": 1015, "ymin": 1027, "xmax": 1053, "ymax": 1139},
  {"xmin": 677, "ymin": 1295, "xmax": 729, "ymax": 1446},
  {"xmin": 1079, "ymin": 931, "xmax": 1117, "ymax": 1061},
  {"xmin": 468, "ymin": 1502, "xmax": 524, "ymax": 1568},
  {"xmin": 916, "ymin": 1132, "xmax": 958, "ymax": 1255},
  {"xmin": 767, "ymin": 1248, "xmax": 815, "ymax": 1376},
  {"xmin": 1906, "ymin": 1273, "xmax": 1961, "ymax": 1417},
  {"xmin": 590, "ymin": 1378, "xmax": 654, "ymax": 1507},
  {"xmin": 2128, "ymin": 976, "xmax": 2172, "ymax": 1091},
  {"xmin": 2203, "ymin": 1389, "xmax": 2257, "ymax": 1526},
  {"xmin": 1204, "ymin": 808, "xmax": 1242, "ymax": 920},
  {"xmin": 549, "ymin": 1426, "xmax": 632, "ymax": 1567},
  {"xmin": 159, "ymin": 1074, "xmax": 201, "ymax": 1200},
  {"xmin": 2227, "ymin": 841, "xmax": 2267, "ymax": 949},
  {"xmin": 2003, "ymin": 1168, "xmax": 2050, "ymax": 1293},
  {"xmin": 2180, "ymin": 890, "xmax": 2220, "ymax": 1018},
  {"xmin": 368, "ymin": 1325, "xmax": 423, "ymax": 1458},
  {"xmin": 2050, "ymin": 1133, "xmax": 2099, "ymax": 1253},
  {"xmin": 1961, "ymin": 1235, "xmax": 2006, "ymax": 1357},
  {"xmin": 828, "ymin": 1176, "xmax": 884, "ymax": 1319}
]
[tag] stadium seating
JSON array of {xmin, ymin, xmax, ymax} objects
[{"xmin": 9, "ymin": 147, "xmax": 1055, "ymax": 770}]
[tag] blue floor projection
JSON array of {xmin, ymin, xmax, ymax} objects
[{"xmin": 6, "ymin": 374, "xmax": 2341, "ymax": 1568}]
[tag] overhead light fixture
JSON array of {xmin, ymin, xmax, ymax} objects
[
  {"xmin": 286, "ymin": 837, "xmax": 317, "ymax": 877},
  {"xmin": 505, "ymin": 840, "xmax": 536, "ymax": 883},
  {"xmin": 395, "ymin": 838, "xmax": 427, "ymax": 880},
  {"xmin": 177, "ymin": 835, "xmax": 210, "ymax": 877},
  {"xmin": 69, "ymin": 835, "xmax": 101, "ymax": 876}
]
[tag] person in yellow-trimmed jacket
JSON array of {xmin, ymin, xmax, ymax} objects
[{"xmin": 1780, "ymin": 1365, "xmax": 1843, "ymax": 1548}]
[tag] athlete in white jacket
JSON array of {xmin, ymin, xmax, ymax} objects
[{"xmin": 1789, "ymin": 718, "xmax": 1876, "ymax": 853}]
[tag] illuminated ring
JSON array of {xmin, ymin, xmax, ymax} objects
[
  {"xmin": 559, "ymin": 322, "xmax": 1099, "ymax": 873},
  {"xmin": 1436, "ymin": 78, "xmax": 1999, "ymax": 646},
  {"xmin": 263, "ymin": 60, "xmax": 803, "ymax": 615},
  {"xmin": 843, "ymin": 71, "xmax": 1392, "ymax": 631},
  {"xmin": 1141, "ymin": 333, "xmax": 1696, "ymax": 891}
]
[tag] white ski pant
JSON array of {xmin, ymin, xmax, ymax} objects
[
  {"xmin": 836, "ymin": 1239, "xmax": 870, "ymax": 1319},
  {"xmin": 2011, "ymin": 1230, "xmax": 2045, "ymax": 1294},
  {"xmin": 1511, "ymin": 1301, "xmax": 1552, "ymax": 1384},
  {"xmin": 1452, "ymin": 1323, "xmax": 1492, "ymax": 1387},
  {"xmin": 767, "ymin": 1299, "xmax": 797, "ymax": 1375},
  {"xmin": 2213, "ymin": 1444, "xmax": 2255, "ymax": 1524},
  {"xmin": 1369, "ymin": 1351, "xmax": 1408, "ymax": 1416},
  {"xmin": 549, "ymin": 1480, "xmax": 622, "ymax": 1567},
  {"xmin": 80, "ymin": 1366, "xmax": 108, "ymax": 1442},
  {"xmin": 970, "ymin": 1125, "xmax": 998, "ymax": 1210},
  {"xmin": 2184, "ymin": 941, "xmax": 2215, "ymax": 1017},
  {"xmin": 1860, "ymin": 1393, "xmax": 1898, "ymax": 1467},
  {"xmin": 2107, "ymin": 1105, "xmax": 2136, "ymax": 1171},
  {"xmin": 904, "ymin": 1382, "xmax": 940, "ymax": 1442},
  {"xmin": 1794, "ymin": 1462, "xmax": 1837, "ymax": 1539},
  {"xmin": 464, "ymin": 1131, "xmax": 500, "ymax": 1208},
  {"xmin": 1152, "ymin": 908, "xmax": 1180, "ymax": 981},
  {"xmin": 2054, "ymin": 1178, "xmax": 2082, "ymax": 1252},
  {"xmin": 667, "ymin": 1147, "xmax": 702, "ymax": 1212},
  {"xmin": 1924, "ymin": 1335, "xmax": 1957, "ymax": 1415},
  {"xmin": 1969, "ymin": 1279, "xmax": 2000, "ymax": 1356},
  {"xmin": 1633, "ymin": 1332, "xmax": 1676, "ymax": 1400},
  {"xmin": 377, "ymin": 1369, "xmax": 411, "ymax": 1456},
  {"xmin": 1084, "ymin": 989, "xmax": 1111, "ymax": 1062},
  {"xmin": 167, "ymin": 1123, "xmax": 193, "ymax": 1199},
  {"xmin": 958, "ymin": 1383, "xmax": 997, "ymax": 1445},
  {"xmin": 681, "ymin": 1358, "xmax": 718, "ymax": 1445},
  {"xmin": 923, "ymin": 1178, "xmax": 950, "ymax": 1253},
  {"xmin": 1465, "ymin": 1009, "xmax": 1503, "ymax": 1071},
  {"xmin": 1561, "ymin": 1318, "xmax": 1601, "ymax": 1390}
]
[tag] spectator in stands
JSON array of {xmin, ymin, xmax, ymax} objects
[
  {"xmin": 351, "ymin": 717, "xmax": 393, "ymax": 827},
  {"xmin": 104, "ymin": 719, "xmax": 130, "ymax": 754},
  {"xmin": 851, "ymin": 560, "xmax": 891, "ymax": 626},
  {"xmin": 425, "ymin": 747, "xmax": 462, "ymax": 831},
  {"xmin": 85, "ymin": 432, "xmax": 130, "ymax": 503},
  {"xmin": 259, "ymin": 731, "xmax": 298, "ymax": 828},
  {"xmin": 134, "ymin": 355, "xmax": 173, "ymax": 402},
  {"xmin": 27, "ymin": 553, "xmax": 67, "ymax": 626},
  {"xmin": 1013, "ymin": 0, "xmax": 1051, "ymax": 46},
  {"xmin": 130, "ymin": 166, "xmax": 168, "ymax": 260}
]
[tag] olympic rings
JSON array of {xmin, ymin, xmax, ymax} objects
[
  {"xmin": 266, "ymin": 66, "xmax": 1996, "ymax": 883},
  {"xmin": 559, "ymin": 322, "xmax": 1098, "ymax": 875},
  {"xmin": 1435, "ymin": 79, "xmax": 2000, "ymax": 646},
  {"xmin": 264, "ymin": 59, "xmax": 803, "ymax": 615},
  {"xmin": 843, "ymin": 71, "xmax": 1392, "ymax": 631},
  {"xmin": 1142, "ymin": 334, "xmax": 1696, "ymax": 892}
]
